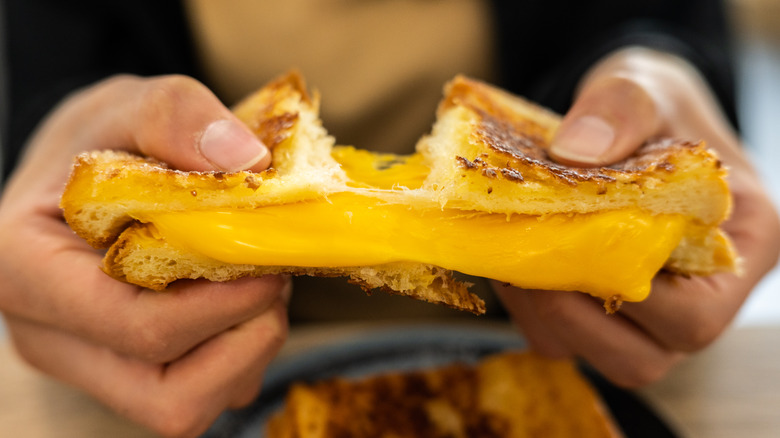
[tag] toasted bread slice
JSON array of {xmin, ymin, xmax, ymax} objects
[
  {"xmin": 267, "ymin": 351, "xmax": 622, "ymax": 438},
  {"xmin": 62, "ymin": 73, "xmax": 346, "ymax": 248},
  {"xmin": 424, "ymin": 78, "xmax": 731, "ymax": 225},
  {"xmin": 60, "ymin": 72, "xmax": 737, "ymax": 314}
]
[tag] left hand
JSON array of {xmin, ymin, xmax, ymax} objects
[
  {"xmin": 0, "ymin": 75, "xmax": 286, "ymax": 437},
  {"xmin": 494, "ymin": 47, "xmax": 780, "ymax": 388}
]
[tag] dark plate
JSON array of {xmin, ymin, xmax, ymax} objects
[{"xmin": 202, "ymin": 325, "xmax": 679, "ymax": 438}]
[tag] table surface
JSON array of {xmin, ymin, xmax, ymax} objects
[{"xmin": 1, "ymin": 321, "xmax": 779, "ymax": 438}]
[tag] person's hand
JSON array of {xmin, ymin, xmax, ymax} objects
[
  {"xmin": 0, "ymin": 75, "xmax": 289, "ymax": 437},
  {"xmin": 494, "ymin": 47, "xmax": 780, "ymax": 388}
]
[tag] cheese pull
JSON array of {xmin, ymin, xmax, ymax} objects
[
  {"xmin": 60, "ymin": 72, "xmax": 736, "ymax": 314},
  {"xmin": 136, "ymin": 193, "xmax": 685, "ymax": 303}
]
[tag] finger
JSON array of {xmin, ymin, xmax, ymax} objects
[
  {"xmin": 549, "ymin": 74, "xmax": 661, "ymax": 167},
  {"xmin": 515, "ymin": 289, "xmax": 684, "ymax": 388},
  {"xmin": 0, "ymin": 211, "xmax": 290, "ymax": 363},
  {"xmin": 493, "ymin": 283, "xmax": 572, "ymax": 358},
  {"xmin": 619, "ymin": 273, "xmax": 737, "ymax": 352},
  {"xmin": 6, "ymin": 298, "xmax": 288, "ymax": 438},
  {"xmin": 121, "ymin": 276, "xmax": 290, "ymax": 363},
  {"xmin": 0, "ymin": 74, "xmax": 288, "ymax": 362},
  {"xmin": 131, "ymin": 76, "xmax": 271, "ymax": 172},
  {"xmin": 619, "ymin": 175, "xmax": 780, "ymax": 351},
  {"xmin": 27, "ymin": 74, "xmax": 271, "ymax": 174},
  {"xmin": 160, "ymin": 297, "xmax": 288, "ymax": 413}
]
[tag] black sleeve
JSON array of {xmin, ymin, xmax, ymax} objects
[
  {"xmin": 489, "ymin": 0, "xmax": 739, "ymax": 129},
  {"xmin": 1, "ymin": 0, "xmax": 199, "ymax": 181}
]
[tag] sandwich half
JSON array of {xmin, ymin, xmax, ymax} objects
[{"xmin": 60, "ymin": 72, "xmax": 737, "ymax": 314}]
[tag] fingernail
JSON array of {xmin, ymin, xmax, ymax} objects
[
  {"xmin": 199, "ymin": 119, "xmax": 268, "ymax": 171},
  {"xmin": 551, "ymin": 116, "xmax": 614, "ymax": 164}
]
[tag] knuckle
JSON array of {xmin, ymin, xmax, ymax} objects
[
  {"xmin": 143, "ymin": 75, "xmax": 205, "ymax": 109},
  {"xmin": 139, "ymin": 77, "xmax": 187, "ymax": 120},
  {"xmin": 672, "ymin": 317, "xmax": 724, "ymax": 352},
  {"xmin": 661, "ymin": 291, "xmax": 725, "ymax": 352},
  {"xmin": 134, "ymin": 75, "xmax": 216, "ymax": 160},
  {"xmin": 138, "ymin": 75, "xmax": 205, "ymax": 129},
  {"xmin": 9, "ymin": 337, "xmax": 44, "ymax": 372},
  {"xmin": 4, "ymin": 320, "xmax": 48, "ymax": 373},
  {"xmin": 609, "ymin": 76, "xmax": 657, "ymax": 118},
  {"xmin": 259, "ymin": 302, "xmax": 290, "ymax": 352},
  {"xmin": 87, "ymin": 74, "xmax": 141, "ymax": 98},
  {"xmin": 614, "ymin": 358, "xmax": 673, "ymax": 388},
  {"xmin": 146, "ymin": 400, "xmax": 209, "ymax": 438},
  {"xmin": 97, "ymin": 73, "xmax": 142, "ymax": 90},
  {"xmin": 121, "ymin": 317, "xmax": 177, "ymax": 363},
  {"xmin": 269, "ymin": 305, "xmax": 290, "ymax": 342},
  {"xmin": 586, "ymin": 73, "xmax": 658, "ymax": 121}
]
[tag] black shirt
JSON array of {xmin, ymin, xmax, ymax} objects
[{"xmin": 1, "ymin": 0, "xmax": 738, "ymax": 181}]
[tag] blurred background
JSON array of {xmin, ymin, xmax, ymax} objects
[
  {"xmin": 0, "ymin": 0, "xmax": 778, "ymax": 337},
  {"xmin": 730, "ymin": 0, "xmax": 780, "ymax": 326}
]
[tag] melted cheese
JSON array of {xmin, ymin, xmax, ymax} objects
[
  {"xmin": 134, "ymin": 147, "xmax": 686, "ymax": 302},
  {"xmin": 140, "ymin": 194, "xmax": 684, "ymax": 302},
  {"xmin": 332, "ymin": 146, "xmax": 429, "ymax": 190}
]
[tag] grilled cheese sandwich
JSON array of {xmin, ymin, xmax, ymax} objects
[{"xmin": 60, "ymin": 72, "xmax": 737, "ymax": 314}]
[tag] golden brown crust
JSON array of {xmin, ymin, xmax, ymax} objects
[
  {"xmin": 232, "ymin": 70, "xmax": 311, "ymax": 151},
  {"xmin": 442, "ymin": 75, "xmax": 726, "ymax": 187},
  {"xmin": 421, "ymin": 76, "xmax": 733, "ymax": 230}
]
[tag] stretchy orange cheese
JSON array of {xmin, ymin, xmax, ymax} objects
[
  {"xmin": 332, "ymin": 146, "xmax": 428, "ymax": 190},
  {"xmin": 131, "ymin": 147, "xmax": 686, "ymax": 303},
  {"xmin": 138, "ymin": 200, "xmax": 683, "ymax": 302}
]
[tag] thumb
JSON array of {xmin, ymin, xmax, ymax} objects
[
  {"xmin": 132, "ymin": 76, "xmax": 271, "ymax": 172},
  {"xmin": 17, "ymin": 74, "xmax": 272, "ymax": 188},
  {"xmin": 549, "ymin": 76, "xmax": 661, "ymax": 167}
]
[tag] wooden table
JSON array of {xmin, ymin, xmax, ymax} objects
[{"xmin": 1, "ymin": 322, "xmax": 778, "ymax": 438}]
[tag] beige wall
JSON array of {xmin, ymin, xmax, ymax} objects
[{"xmin": 731, "ymin": 0, "xmax": 780, "ymax": 41}]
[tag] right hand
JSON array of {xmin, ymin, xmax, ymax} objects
[
  {"xmin": 495, "ymin": 48, "xmax": 780, "ymax": 388},
  {"xmin": 0, "ymin": 75, "xmax": 288, "ymax": 437}
]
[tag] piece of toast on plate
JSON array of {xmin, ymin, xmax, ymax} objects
[{"xmin": 266, "ymin": 351, "xmax": 623, "ymax": 438}]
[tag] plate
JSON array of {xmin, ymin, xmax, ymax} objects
[{"xmin": 202, "ymin": 325, "xmax": 678, "ymax": 438}]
